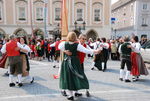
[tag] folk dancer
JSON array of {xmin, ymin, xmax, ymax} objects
[
  {"xmin": 99, "ymin": 38, "xmax": 109, "ymax": 72},
  {"xmin": 1, "ymin": 34, "xmax": 25, "ymax": 87},
  {"xmin": 58, "ymin": 32, "xmax": 99, "ymax": 100},
  {"xmin": 130, "ymin": 36, "xmax": 149, "ymax": 81},
  {"xmin": 50, "ymin": 38, "xmax": 61, "ymax": 68},
  {"xmin": 77, "ymin": 34, "xmax": 92, "ymax": 97},
  {"xmin": 19, "ymin": 37, "xmax": 34, "ymax": 84},
  {"xmin": 119, "ymin": 37, "xmax": 132, "ymax": 82},
  {"xmin": 91, "ymin": 38, "xmax": 103, "ymax": 71}
]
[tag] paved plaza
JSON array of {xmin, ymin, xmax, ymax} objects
[{"xmin": 0, "ymin": 58, "xmax": 150, "ymax": 101}]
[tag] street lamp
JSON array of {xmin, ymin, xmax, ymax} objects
[
  {"xmin": 114, "ymin": 29, "xmax": 117, "ymax": 40},
  {"xmin": 74, "ymin": 21, "xmax": 86, "ymax": 32},
  {"xmin": 44, "ymin": 0, "xmax": 48, "ymax": 39}
]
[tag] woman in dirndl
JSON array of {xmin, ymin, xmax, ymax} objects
[
  {"xmin": 131, "ymin": 36, "xmax": 149, "ymax": 81},
  {"xmin": 58, "ymin": 32, "xmax": 99, "ymax": 100},
  {"xmin": 19, "ymin": 37, "xmax": 34, "ymax": 84}
]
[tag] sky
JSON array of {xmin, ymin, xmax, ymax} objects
[{"xmin": 111, "ymin": 0, "xmax": 119, "ymax": 4}]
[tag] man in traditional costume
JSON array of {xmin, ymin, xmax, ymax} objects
[
  {"xmin": 119, "ymin": 36, "xmax": 132, "ymax": 82},
  {"xmin": 1, "ymin": 34, "xmax": 25, "ymax": 87},
  {"xmin": 99, "ymin": 38, "xmax": 109, "ymax": 72},
  {"xmin": 77, "ymin": 34, "xmax": 92, "ymax": 97},
  {"xmin": 50, "ymin": 38, "xmax": 61, "ymax": 68},
  {"xmin": 91, "ymin": 38, "xmax": 103, "ymax": 70}
]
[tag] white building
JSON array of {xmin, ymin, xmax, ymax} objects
[{"xmin": 111, "ymin": 0, "xmax": 150, "ymax": 39}]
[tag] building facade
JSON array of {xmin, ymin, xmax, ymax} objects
[
  {"xmin": 0, "ymin": 0, "xmax": 111, "ymax": 40},
  {"xmin": 111, "ymin": 0, "xmax": 150, "ymax": 39}
]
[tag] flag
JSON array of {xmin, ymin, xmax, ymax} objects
[{"xmin": 61, "ymin": 0, "xmax": 68, "ymax": 39}]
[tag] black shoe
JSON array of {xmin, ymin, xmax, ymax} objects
[
  {"xmin": 30, "ymin": 77, "xmax": 34, "ymax": 84},
  {"xmin": 61, "ymin": 90, "xmax": 67, "ymax": 96},
  {"xmin": 53, "ymin": 66, "xmax": 56, "ymax": 68},
  {"xmin": 91, "ymin": 67, "xmax": 94, "ymax": 70},
  {"xmin": 103, "ymin": 69, "xmax": 106, "ymax": 72},
  {"xmin": 75, "ymin": 93, "xmax": 82, "ymax": 97},
  {"xmin": 125, "ymin": 79, "xmax": 131, "ymax": 82},
  {"xmin": 18, "ymin": 83, "xmax": 23, "ymax": 87},
  {"xmin": 86, "ymin": 91, "xmax": 90, "ymax": 97},
  {"xmin": 119, "ymin": 78, "xmax": 123, "ymax": 81},
  {"xmin": 4, "ymin": 72, "xmax": 9, "ymax": 76},
  {"xmin": 9, "ymin": 83, "xmax": 15, "ymax": 87},
  {"xmin": 132, "ymin": 78, "xmax": 138, "ymax": 82},
  {"xmin": 67, "ymin": 96, "xmax": 74, "ymax": 100}
]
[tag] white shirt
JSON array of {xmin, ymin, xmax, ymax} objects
[
  {"xmin": 58, "ymin": 41, "xmax": 94, "ymax": 54},
  {"xmin": 131, "ymin": 42, "xmax": 141, "ymax": 53},
  {"xmin": 1, "ymin": 42, "xmax": 23, "ymax": 54},
  {"xmin": 100, "ymin": 42, "xmax": 109, "ymax": 49},
  {"xmin": 50, "ymin": 42, "xmax": 55, "ymax": 47},
  {"xmin": 90, "ymin": 41, "xmax": 102, "ymax": 50},
  {"xmin": 21, "ymin": 44, "xmax": 31, "ymax": 54}
]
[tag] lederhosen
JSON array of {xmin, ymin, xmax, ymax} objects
[
  {"xmin": 121, "ymin": 42, "xmax": 132, "ymax": 71},
  {"xmin": 6, "ymin": 41, "xmax": 22, "ymax": 75}
]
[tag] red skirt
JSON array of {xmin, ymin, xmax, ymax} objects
[
  {"xmin": 0, "ymin": 54, "xmax": 8, "ymax": 68},
  {"xmin": 131, "ymin": 52, "xmax": 140, "ymax": 76}
]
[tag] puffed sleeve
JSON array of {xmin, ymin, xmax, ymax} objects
[
  {"xmin": 50, "ymin": 42, "xmax": 56, "ymax": 47},
  {"xmin": 24, "ymin": 45, "xmax": 31, "ymax": 53},
  {"xmin": 1, "ymin": 44, "xmax": 6, "ymax": 53},
  {"xmin": 77, "ymin": 44, "xmax": 94, "ymax": 54},
  {"xmin": 58, "ymin": 41, "xmax": 65, "ymax": 51},
  {"xmin": 17, "ymin": 42, "xmax": 23, "ymax": 48}
]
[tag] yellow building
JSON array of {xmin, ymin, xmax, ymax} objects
[{"xmin": 0, "ymin": 0, "xmax": 111, "ymax": 40}]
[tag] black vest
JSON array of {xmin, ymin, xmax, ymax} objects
[{"xmin": 121, "ymin": 42, "xmax": 132, "ymax": 57}]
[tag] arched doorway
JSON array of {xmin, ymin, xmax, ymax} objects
[
  {"xmin": 14, "ymin": 28, "xmax": 28, "ymax": 37},
  {"xmin": 73, "ymin": 30, "xmax": 81, "ymax": 37},
  {"xmin": 14, "ymin": 28, "xmax": 28, "ymax": 43},
  {"xmin": 33, "ymin": 29, "xmax": 44, "ymax": 39},
  {"xmin": 0, "ymin": 28, "xmax": 6, "ymax": 39},
  {"xmin": 86, "ymin": 30, "xmax": 98, "ymax": 41}
]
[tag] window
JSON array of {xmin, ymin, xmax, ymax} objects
[
  {"xmin": 55, "ymin": 8, "xmax": 61, "ymax": 21},
  {"xmin": 0, "ymin": 4, "xmax": 2, "ymax": 20},
  {"xmin": 77, "ymin": 9, "xmax": 83, "ymax": 21},
  {"xmin": 94, "ymin": 9, "xmax": 100, "ymax": 21},
  {"xmin": 130, "ymin": 16, "xmax": 134, "ymax": 25},
  {"xmin": 18, "ymin": 7, "xmax": 26, "ymax": 21},
  {"xmin": 143, "ymin": 4, "xmax": 147, "ymax": 10},
  {"xmin": 36, "ymin": 7, "xmax": 43, "ymax": 21},
  {"xmin": 142, "ymin": 18, "xmax": 148, "ymax": 27},
  {"xmin": 130, "ymin": 4, "xmax": 134, "ymax": 12}
]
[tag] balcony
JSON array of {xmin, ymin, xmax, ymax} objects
[{"xmin": 141, "ymin": 24, "xmax": 148, "ymax": 27}]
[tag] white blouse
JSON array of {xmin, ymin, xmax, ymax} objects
[
  {"xmin": 58, "ymin": 41, "xmax": 94, "ymax": 54},
  {"xmin": 131, "ymin": 42, "xmax": 141, "ymax": 53},
  {"xmin": 21, "ymin": 44, "xmax": 31, "ymax": 54}
]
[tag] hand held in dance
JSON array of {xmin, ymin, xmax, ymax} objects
[
  {"xmin": 64, "ymin": 50, "xmax": 72, "ymax": 56},
  {"xmin": 94, "ymin": 49, "xmax": 101, "ymax": 54}
]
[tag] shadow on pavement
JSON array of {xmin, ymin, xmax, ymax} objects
[
  {"xmin": 105, "ymin": 68, "xmax": 119, "ymax": 74},
  {"xmin": 74, "ymin": 96, "xmax": 107, "ymax": 101},
  {"xmin": 135, "ymin": 79, "xmax": 150, "ymax": 87},
  {"xmin": 33, "ymin": 76, "xmax": 47, "ymax": 81},
  {"xmin": 89, "ymin": 79, "xmax": 150, "ymax": 94},
  {"xmin": 21, "ymin": 82, "xmax": 59, "ymax": 97}
]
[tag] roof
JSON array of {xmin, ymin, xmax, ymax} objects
[{"xmin": 112, "ymin": 0, "xmax": 135, "ymax": 11}]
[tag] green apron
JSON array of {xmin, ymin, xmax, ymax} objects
[{"xmin": 59, "ymin": 42, "xmax": 89, "ymax": 90}]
